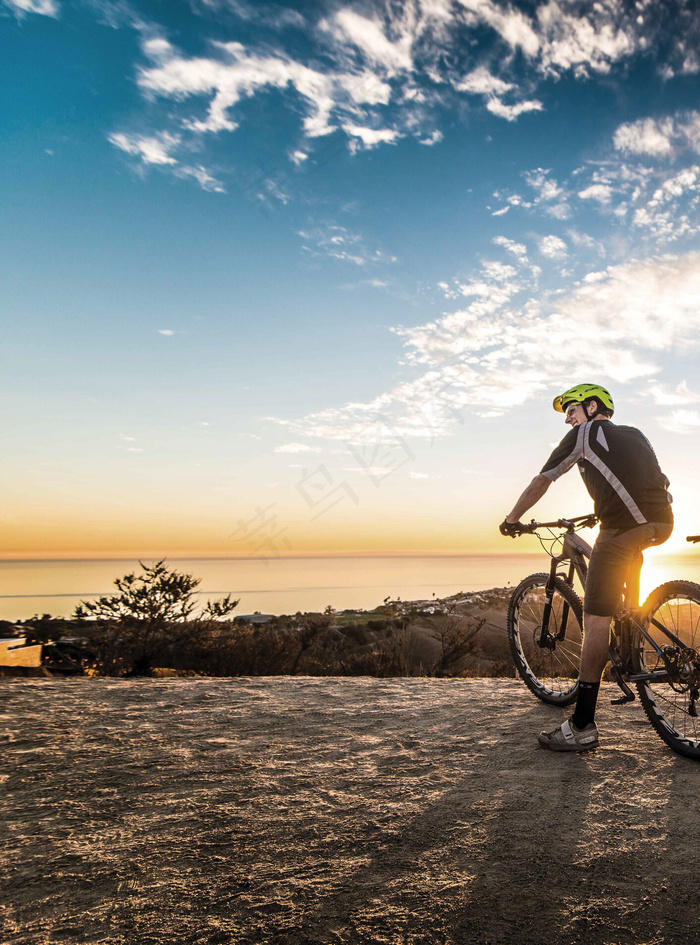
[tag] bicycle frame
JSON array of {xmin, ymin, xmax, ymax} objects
[
  {"xmin": 538, "ymin": 531, "xmax": 590, "ymax": 649},
  {"xmin": 536, "ymin": 521, "xmax": 687, "ymax": 693}
]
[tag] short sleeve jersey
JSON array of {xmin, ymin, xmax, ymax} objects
[{"xmin": 540, "ymin": 420, "xmax": 673, "ymax": 530}]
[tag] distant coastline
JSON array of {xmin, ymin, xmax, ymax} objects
[{"xmin": 0, "ymin": 552, "xmax": 695, "ymax": 623}]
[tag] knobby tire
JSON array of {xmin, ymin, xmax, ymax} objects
[
  {"xmin": 632, "ymin": 580, "xmax": 700, "ymax": 761},
  {"xmin": 507, "ymin": 572, "xmax": 584, "ymax": 706}
]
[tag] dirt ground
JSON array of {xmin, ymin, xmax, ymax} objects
[{"xmin": 3, "ymin": 676, "xmax": 700, "ymax": 945}]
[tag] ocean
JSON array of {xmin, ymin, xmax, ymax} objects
[{"xmin": 2, "ymin": 552, "xmax": 700, "ymax": 621}]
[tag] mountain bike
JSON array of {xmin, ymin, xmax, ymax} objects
[{"xmin": 506, "ymin": 514, "xmax": 700, "ymax": 760}]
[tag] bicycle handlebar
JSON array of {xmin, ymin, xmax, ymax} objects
[
  {"xmin": 687, "ymin": 535, "xmax": 700, "ymax": 544},
  {"xmin": 524, "ymin": 513, "xmax": 599, "ymax": 532}
]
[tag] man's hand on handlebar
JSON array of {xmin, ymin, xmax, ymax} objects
[{"xmin": 499, "ymin": 519, "xmax": 529, "ymax": 538}]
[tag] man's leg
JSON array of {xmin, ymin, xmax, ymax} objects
[
  {"xmin": 579, "ymin": 613, "xmax": 613, "ymax": 680},
  {"xmin": 538, "ymin": 524, "xmax": 672, "ymax": 751},
  {"xmin": 570, "ymin": 613, "xmax": 612, "ymax": 730}
]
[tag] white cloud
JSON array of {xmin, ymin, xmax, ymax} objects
[
  {"xmin": 614, "ymin": 117, "xmax": 674, "ymax": 157},
  {"xmin": 298, "ymin": 224, "xmax": 396, "ymax": 267},
  {"xmin": 457, "ymin": 65, "xmax": 513, "ymax": 96},
  {"xmin": 457, "ymin": 0, "xmax": 540, "ymax": 57},
  {"xmin": 274, "ymin": 443, "xmax": 322, "ymax": 453},
  {"xmin": 524, "ymin": 167, "xmax": 562, "ymax": 202},
  {"xmin": 649, "ymin": 167, "xmax": 700, "ymax": 204},
  {"xmin": 158, "ymin": 329, "xmax": 175, "ymax": 335},
  {"xmin": 4, "ymin": 0, "xmax": 58, "ymax": 15},
  {"xmin": 456, "ymin": 0, "xmax": 644, "ymax": 79},
  {"xmin": 343, "ymin": 125, "xmax": 400, "ymax": 148},
  {"xmin": 492, "ymin": 236, "xmax": 527, "ymax": 258},
  {"xmin": 108, "ymin": 0, "xmax": 643, "ymax": 193},
  {"xmin": 456, "ymin": 65, "xmax": 542, "ymax": 122},
  {"xmin": 568, "ymin": 230, "xmax": 603, "ymax": 253},
  {"xmin": 175, "ymin": 164, "xmax": 226, "ymax": 192},
  {"xmin": 138, "ymin": 40, "xmax": 336, "ymax": 137},
  {"xmin": 612, "ymin": 111, "xmax": 700, "ymax": 160},
  {"xmin": 578, "ymin": 183, "xmax": 613, "ymax": 204},
  {"xmin": 535, "ymin": 0, "xmax": 638, "ymax": 77},
  {"xmin": 419, "ymin": 130, "xmax": 443, "ymax": 146},
  {"xmin": 98, "ymin": 2, "xmax": 700, "ymax": 206},
  {"xmin": 323, "ymin": 9, "xmax": 413, "ymax": 75},
  {"xmin": 643, "ymin": 381, "xmax": 700, "ymax": 407},
  {"xmin": 680, "ymin": 112, "xmax": 700, "ymax": 152},
  {"xmin": 254, "ymin": 177, "xmax": 291, "ymax": 207},
  {"xmin": 109, "ymin": 131, "xmax": 180, "ymax": 165},
  {"xmin": 538, "ymin": 235, "xmax": 568, "ymax": 258},
  {"xmin": 523, "ymin": 167, "xmax": 570, "ymax": 218},
  {"xmin": 485, "ymin": 97, "xmax": 544, "ymax": 121},
  {"xmin": 273, "ymin": 252, "xmax": 700, "ymax": 442},
  {"xmin": 664, "ymin": 409, "xmax": 700, "ymax": 434}
]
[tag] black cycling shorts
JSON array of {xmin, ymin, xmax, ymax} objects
[{"xmin": 584, "ymin": 522, "xmax": 673, "ymax": 617}]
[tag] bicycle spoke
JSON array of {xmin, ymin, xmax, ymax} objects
[
  {"xmin": 635, "ymin": 581, "xmax": 700, "ymax": 759},
  {"xmin": 508, "ymin": 574, "xmax": 583, "ymax": 705}
]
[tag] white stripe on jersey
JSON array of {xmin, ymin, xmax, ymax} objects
[
  {"xmin": 541, "ymin": 423, "xmax": 585, "ymax": 481},
  {"xmin": 582, "ymin": 424, "xmax": 647, "ymax": 525}
]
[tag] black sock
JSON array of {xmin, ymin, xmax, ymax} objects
[{"xmin": 572, "ymin": 681, "xmax": 600, "ymax": 729}]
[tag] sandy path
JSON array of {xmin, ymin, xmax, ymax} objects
[{"xmin": 3, "ymin": 677, "xmax": 700, "ymax": 945}]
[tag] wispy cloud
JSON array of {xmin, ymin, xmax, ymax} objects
[
  {"xmin": 642, "ymin": 381, "xmax": 700, "ymax": 407},
  {"xmin": 524, "ymin": 167, "xmax": 571, "ymax": 219},
  {"xmin": 109, "ymin": 130, "xmax": 180, "ymax": 166},
  {"xmin": 492, "ymin": 236, "xmax": 528, "ymax": 259},
  {"xmin": 538, "ymin": 235, "xmax": 567, "ymax": 258},
  {"xmin": 613, "ymin": 111, "xmax": 700, "ymax": 158},
  {"xmin": 614, "ymin": 117, "xmax": 675, "ymax": 157},
  {"xmin": 274, "ymin": 443, "xmax": 323, "ymax": 454},
  {"xmin": 456, "ymin": 65, "xmax": 543, "ymax": 122},
  {"xmin": 96, "ymin": 0, "xmax": 698, "ymax": 195},
  {"xmin": 487, "ymin": 115, "xmax": 700, "ymax": 252},
  {"xmin": 298, "ymin": 223, "xmax": 396, "ymax": 267},
  {"xmin": 272, "ymin": 250, "xmax": 700, "ymax": 440},
  {"xmin": 321, "ymin": 8, "xmax": 413, "ymax": 75},
  {"xmin": 664, "ymin": 409, "xmax": 700, "ymax": 434},
  {"xmin": 577, "ymin": 183, "xmax": 613, "ymax": 204},
  {"xmin": 175, "ymin": 164, "xmax": 225, "ymax": 192},
  {"xmin": 4, "ymin": 0, "xmax": 58, "ymax": 16}
]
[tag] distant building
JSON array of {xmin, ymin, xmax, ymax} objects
[{"xmin": 235, "ymin": 613, "xmax": 275, "ymax": 626}]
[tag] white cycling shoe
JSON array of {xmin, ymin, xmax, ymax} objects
[{"xmin": 537, "ymin": 718, "xmax": 599, "ymax": 752}]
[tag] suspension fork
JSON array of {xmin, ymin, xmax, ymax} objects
[{"xmin": 538, "ymin": 556, "xmax": 573, "ymax": 648}]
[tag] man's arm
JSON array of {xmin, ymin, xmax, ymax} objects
[{"xmin": 506, "ymin": 474, "xmax": 552, "ymax": 523}]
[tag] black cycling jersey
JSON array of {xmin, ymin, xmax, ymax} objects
[{"xmin": 540, "ymin": 420, "xmax": 673, "ymax": 530}]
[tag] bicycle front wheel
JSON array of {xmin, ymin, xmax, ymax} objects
[
  {"xmin": 507, "ymin": 573, "xmax": 584, "ymax": 706},
  {"xmin": 633, "ymin": 580, "xmax": 700, "ymax": 761}
]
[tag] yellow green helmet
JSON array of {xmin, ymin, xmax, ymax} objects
[{"xmin": 553, "ymin": 383, "xmax": 614, "ymax": 415}]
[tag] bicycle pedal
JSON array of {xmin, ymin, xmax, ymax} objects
[{"xmin": 611, "ymin": 693, "xmax": 635, "ymax": 705}]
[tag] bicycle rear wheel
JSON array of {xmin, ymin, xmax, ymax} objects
[
  {"xmin": 507, "ymin": 573, "xmax": 584, "ymax": 706},
  {"xmin": 632, "ymin": 581, "xmax": 700, "ymax": 760}
]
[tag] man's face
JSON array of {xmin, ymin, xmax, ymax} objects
[{"xmin": 564, "ymin": 402, "xmax": 587, "ymax": 427}]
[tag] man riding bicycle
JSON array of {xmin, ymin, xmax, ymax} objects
[{"xmin": 500, "ymin": 383, "xmax": 673, "ymax": 751}]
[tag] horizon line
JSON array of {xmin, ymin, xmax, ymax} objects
[{"xmin": 0, "ymin": 549, "xmax": 697, "ymax": 563}]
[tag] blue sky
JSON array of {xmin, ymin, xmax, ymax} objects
[{"xmin": 3, "ymin": 0, "xmax": 700, "ymax": 557}]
